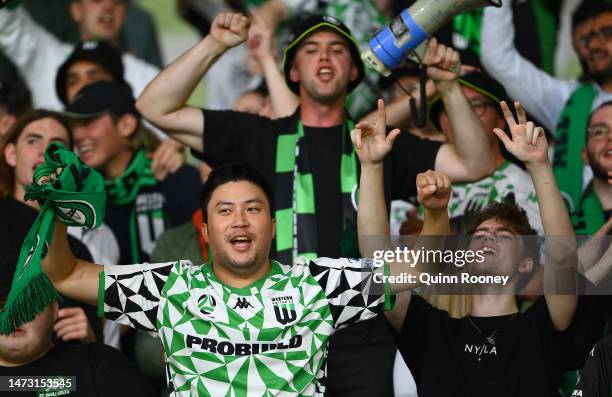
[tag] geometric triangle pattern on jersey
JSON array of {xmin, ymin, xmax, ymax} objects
[
  {"xmin": 100, "ymin": 257, "xmax": 389, "ymax": 396},
  {"xmin": 102, "ymin": 261, "xmax": 173, "ymax": 331},
  {"xmin": 307, "ymin": 258, "xmax": 386, "ymax": 329}
]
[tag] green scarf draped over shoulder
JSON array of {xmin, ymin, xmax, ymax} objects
[
  {"xmin": 104, "ymin": 148, "xmax": 161, "ymax": 263},
  {"xmin": 552, "ymin": 83, "xmax": 603, "ymax": 234},
  {"xmin": 0, "ymin": 143, "xmax": 105, "ymax": 335}
]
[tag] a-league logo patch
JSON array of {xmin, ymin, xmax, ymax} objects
[
  {"xmin": 197, "ymin": 294, "xmax": 216, "ymax": 315},
  {"xmin": 271, "ymin": 296, "xmax": 297, "ymax": 325}
]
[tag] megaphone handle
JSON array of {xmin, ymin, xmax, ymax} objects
[{"xmin": 410, "ymin": 64, "xmax": 428, "ymax": 129}]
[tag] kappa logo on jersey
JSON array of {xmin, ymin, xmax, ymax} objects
[
  {"xmin": 197, "ymin": 293, "xmax": 216, "ymax": 315},
  {"xmin": 271, "ymin": 296, "xmax": 297, "ymax": 325},
  {"xmin": 233, "ymin": 297, "xmax": 255, "ymax": 309}
]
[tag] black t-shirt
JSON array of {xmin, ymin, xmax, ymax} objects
[
  {"xmin": 573, "ymin": 335, "xmax": 612, "ymax": 397},
  {"xmin": 0, "ymin": 198, "xmax": 102, "ymax": 342},
  {"xmin": 395, "ymin": 295, "xmax": 570, "ymax": 397},
  {"xmin": 104, "ymin": 164, "xmax": 202, "ymax": 265},
  {"xmin": 0, "ymin": 343, "xmax": 153, "ymax": 396},
  {"xmin": 196, "ymin": 109, "xmax": 441, "ymax": 396},
  {"xmin": 196, "ymin": 109, "xmax": 442, "ymax": 258}
]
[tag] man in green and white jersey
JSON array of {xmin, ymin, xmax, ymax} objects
[
  {"xmin": 429, "ymin": 71, "xmax": 543, "ymax": 234},
  {"xmin": 38, "ymin": 102, "xmax": 452, "ymax": 395}
]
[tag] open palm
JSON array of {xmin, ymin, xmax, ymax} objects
[
  {"xmin": 493, "ymin": 101, "xmax": 548, "ymax": 165},
  {"xmin": 351, "ymin": 99, "xmax": 400, "ymax": 164}
]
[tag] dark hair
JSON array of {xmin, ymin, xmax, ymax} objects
[
  {"xmin": 0, "ymin": 110, "xmax": 73, "ymax": 199},
  {"xmin": 0, "ymin": 79, "xmax": 32, "ymax": 117},
  {"xmin": 573, "ymin": 1, "xmax": 612, "ymax": 31},
  {"xmin": 200, "ymin": 163, "xmax": 274, "ymax": 222},
  {"xmin": 586, "ymin": 100, "xmax": 612, "ymax": 141},
  {"xmin": 466, "ymin": 201, "xmax": 540, "ymax": 291}
]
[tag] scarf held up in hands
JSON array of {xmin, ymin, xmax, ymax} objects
[{"xmin": 0, "ymin": 143, "xmax": 105, "ymax": 335}]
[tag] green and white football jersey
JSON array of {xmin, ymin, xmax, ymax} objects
[
  {"xmin": 448, "ymin": 161, "xmax": 543, "ymax": 234},
  {"xmin": 99, "ymin": 257, "xmax": 390, "ymax": 396}
]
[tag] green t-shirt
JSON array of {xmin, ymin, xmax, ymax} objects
[{"xmin": 99, "ymin": 257, "xmax": 390, "ymax": 396}]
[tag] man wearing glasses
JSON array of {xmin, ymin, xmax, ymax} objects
[
  {"xmin": 575, "ymin": 102, "xmax": 612, "ymax": 240},
  {"xmin": 429, "ymin": 71, "xmax": 543, "ymax": 234},
  {"xmin": 481, "ymin": 1, "xmax": 612, "ymax": 233}
]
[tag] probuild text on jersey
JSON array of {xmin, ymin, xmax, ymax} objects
[{"xmin": 186, "ymin": 334, "xmax": 303, "ymax": 355}]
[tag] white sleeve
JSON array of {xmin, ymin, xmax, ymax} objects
[
  {"xmin": 479, "ymin": 2, "xmax": 578, "ymax": 133},
  {"xmin": 102, "ymin": 260, "xmax": 181, "ymax": 332},
  {"xmin": 511, "ymin": 170, "xmax": 544, "ymax": 236},
  {"xmin": 0, "ymin": 6, "xmax": 70, "ymax": 110},
  {"xmin": 282, "ymin": 0, "xmax": 317, "ymax": 15},
  {"xmin": 122, "ymin": 54, "xmax": 167, "ymax": 138},
  {"xmin": 122, "ymin": 53, "xmax": 160, "ymax": 99},
  {"xmin": 308, "ymin": 257, "xmax": 390, "ymax": 329}
]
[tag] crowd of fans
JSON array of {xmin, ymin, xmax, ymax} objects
[{"xmin": 0, "ymin": 0, "xmax": 611, "ymax": 396}]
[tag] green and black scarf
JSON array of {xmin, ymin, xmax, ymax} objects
[
  {"xmin": 552, "ymin": 83, "xmax": 603, "ymax": 233},
  {"xmin": 572, "ymin": 182, "xmax": 606, "ymax": 235},
  {"xmin": 105, "ymin": 148, "xmax": 162, "ymax": 263},
  {"xmin": 0, "ymin": 143, "xmax": 105, "ymax": 335},
  {"xmin": 275, "ymin": 116, "xmax": 359, "ymax": 264}
]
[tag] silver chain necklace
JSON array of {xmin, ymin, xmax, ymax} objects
[{"xmin": 467, "ymin": 312, "xmax": 519, "ymax": 347}]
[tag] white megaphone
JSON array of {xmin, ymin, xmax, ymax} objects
[{"xmin": 362, "ymin": 0, "xmax": 502, "ymax": 77}]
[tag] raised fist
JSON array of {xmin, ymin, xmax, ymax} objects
[
  {"xmin": 210, "ymin": 12, "xmax": 250, "ymax": 50},
  {"xmin": 416, "ymin": 170, "xmax": 451, "ymax": 211},
  {"xmin": 423, "ymin": 38, "xmax": 461, "ymax": 85}
]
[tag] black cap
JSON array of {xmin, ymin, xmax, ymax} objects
[
  {"xmin": 0, "ymin": 79, "xmax": 32, "ymax": 116},
  {"xmin": 281, "ymin": 15, "xmax": 364, "ymax": 95},
  {"xmin": 64, "ymin": 81, "xmax": 139, "ymax": 119},
  {"xmin": 55, "ymin": 40, "xmax": 125, "ymax": 106},
  {"xmin": 573, "ymin": 0, "xmax": 612, "ymax": 31},
  {"xmin": 429, "ymin": 71, "xmax": 511, "ymax": 131}
]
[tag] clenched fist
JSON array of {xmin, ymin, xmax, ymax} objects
[
  {"xmin": 416, "ymin": 170, "xmax": 451, "ymax": 212},
  {"xmin": 210, "ymin": 12, "xmax": 250, "ymax": 50}
]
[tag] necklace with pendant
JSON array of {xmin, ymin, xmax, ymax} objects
[{"xmin": 467, "ymin": 312, "xmax": 518, "ymax": 361}]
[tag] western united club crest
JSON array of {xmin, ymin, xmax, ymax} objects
[{"xmin": 271, "ymin": 296, "xmax": 297, "ymax": 325}]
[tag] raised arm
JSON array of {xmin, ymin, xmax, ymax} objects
[
  {"xmin": 493, "ymin": 101, "xmax": 577, "ymax": 330},
  {"xmin": 354, "ymin": 99, "xmax": 401, "ymax": 253},
  {"xmin": 480, "ymin": 2, "xmax": 576, "ymax": 132},
  {"xmin": 359, "ymin": 78, "xmax": 437, "ymax": 132},
  {"xmin": 248, "ymin": 13, "xmax": 298, "ymax": 118},
  {"xmin": 353, "ymin": 99, "xmax": 450, "ymax": 291},
  {"xmin": 579, "ymin": 218, "xmax": 612, "ymax": 285},
  {"xmin": 42, "ymin": 219, "xmax": 102, "ymax": 306},
  {"xmin": 135, "ymin": 12, "xmax": 250, "ymax": 151},
  {"xmin": 0, "ymin": 6, "xmax": 69, "ymax": 109},
  {"xmin": 422, "ymin": 39, "xmax": 495, "ymax": 182}
]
